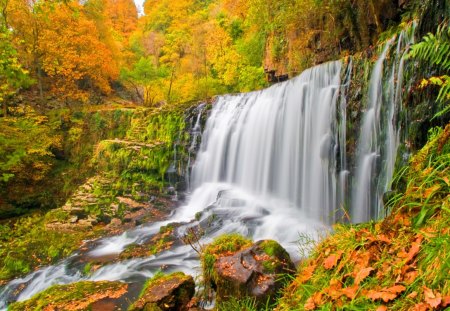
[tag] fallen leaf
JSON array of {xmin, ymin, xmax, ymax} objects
[
  {"xmin": 407, "ymin": 291, "xmax": 418, "ymax": 299},
  {"xmin": 297, "ymin": 263, "xmax": 317, "ymax": 284},
  {"xmin": 412, "ymin": 303, "xmax": 430, "ymax": 311},
  {"xmin": 366, "ymin": 285, "xmax": 405, "ymax": 303},
  {"xmin": 355, "ymin": 267, "xmax": 374, "ymax": 285},
  {"xmin": 441, "ymin": 296, "xmax": 450, "ymax": 307},
  {"xmin": 341, "ymin": 285, "xmax": 358, "ymax": 300},
  {"xmin": 386, "ymin": 285, "xmax": 406, "ymax": 294},
  {"xmin": 404, "ymin": 271, "xmax": 418, "ymax": 284},
  {"xmin": 367, "ymin": 290, "xmax": 397, "ymax": 303},
  {"xmin": 304, "ymin": 297, "xmax": 316, "ymax": 310},
  {"xmin": 423, "ymin": 286, "xmax": 442, "ymax": 308},
  {"xmin": 376, "ymin": 306, "xmax": 388, "ymax": 311},
  {"xmin": 324, "ymin": 252, "xmax": 342, "ymax": 269},
  {"xmin": 423, "ymin": 185, "xmax": 441, "ymax": 198}
]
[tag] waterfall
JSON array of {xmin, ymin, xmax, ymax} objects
[
  {"xmin": 351, "ymin": 26, "xmax": 415, "ymax": 222},
  {"xmin": 187, "ymin": 61, "xmax": 342, "ymax": 224}
]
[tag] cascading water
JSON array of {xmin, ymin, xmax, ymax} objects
[
  {"xmin": 0, "ymin": 26, "xmax": 415, "ymax": 310},
  {"xmin": 189, "ymin": 61, "xmax": 342, "ymax": 224},
  {"xmin": 351, "ymin": 26, "xmax": 415, "ymax": 222}
]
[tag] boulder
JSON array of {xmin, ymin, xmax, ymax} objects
[
  {"xmin": 129, "ymin": 272, "xmax": 195, "ymax": 311},
  {"xmin": 212, "ymin": 240, "xmax": 295, "ymax": 305}
]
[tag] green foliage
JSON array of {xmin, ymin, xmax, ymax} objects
[
  {"xmin": 0, "ymin": 213, "xmax": 98, "ymax": 281},
  {"xmin": 0, "ymin": 26, "xmax": 33, "ymax": 115},
  {"xmin": 409, "ymin": 22, "xmax": 450, "ymax": 117}
]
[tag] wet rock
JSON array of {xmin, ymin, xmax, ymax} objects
[
  {"xmin": 129, "ymin": 272, "xmax": 195, "ymax": 311},
  {"xmin": 213, "ymin": 240, "xmax": 295, "ymax": 305}
]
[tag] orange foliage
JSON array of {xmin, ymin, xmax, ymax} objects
[{"xmin": 38, "ymin": 2, "xmax": 118, "ymax": 100}]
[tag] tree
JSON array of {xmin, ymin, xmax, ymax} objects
[
  {"xmin": 37, "ymin": 2, "xmax": 119, "ymax": 101},
  {"xmin": 0, "ymin": 26, "xmax": 32, "ymax": 116},
  {"xmin": 120, "ymin": 56, "xmax": 167, "ymax": 106}
]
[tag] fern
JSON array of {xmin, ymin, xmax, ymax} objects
[{"xmin": 409, "ymin": 22, "xmax": 450, "ymax": 117}]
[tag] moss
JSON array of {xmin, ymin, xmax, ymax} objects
[
  {"xmin": 8, "ymin": 281, "xmax": 127, "ymax": 311},
  {"xmin": 0, "ymin": 213, "xmax": 100, "ymax": 282}
]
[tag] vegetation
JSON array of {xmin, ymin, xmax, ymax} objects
[
  {"xmin": 0, "ymin": 212, "xmax": 101, "ymax": 281},
  {"xmin": 8, "ymin": 281, "xmax": 128, "ymax": 310},
  {"xmin": 409, "ymin": 22, "xmax": 450, "ymax": 118}
]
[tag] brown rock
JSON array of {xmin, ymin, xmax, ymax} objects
[
  {"xmin": 213, "ymin": 240, "xmax": 295, "ymax": 305},
  {"xmin": 129, "ymin": 272, "xmax": 195, "ymax": 311}
]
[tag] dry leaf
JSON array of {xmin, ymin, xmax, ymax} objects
[
  {"xmin": 297, "ymin": 263, "xmax": 317, "ymax": 284},
  {"xmin": 423, "ymin": 286, "xmax": 442, "ymax": 308},
  {"xmin": 407, "ymin": 291, "xmax": 418, "ymax": 299},
  {"xmin": 412, "ymin": 303, "xmax": 430, "ymax": 311},
  {"xmin": 354, "ymin": 267, "xmax": 374, "ymax": 285},
  {"xmin": 304, "ymin": 297, "xmax": 316, "ymax": 310},
  {"xmin": 324, "ymin": 252, "xmax": 342, "ymax": 269},
  {"xmin": 376, "ymin": 306, "xmax": 388, "ymax": 311},
  {"xmin": 366, "ymin": 285, "xmax": 405, "ymax": 303},
  {"xmin": 367, "ymin": 290, "xmax": 397, "ymax": 303},
  {"xmin": 423, "ymin": 185, "xmax": 441, "ymax": 198},
  {"xmin": 341, "ymin": 285, "xmax": 358, "ymax": 300},
  {"xmin": 441, "ymin": 296, "xmax": 450, "ymax": 307},
  {"xmin": 386, "ymin": 285, "xmax": 406, "ymax": 294}
]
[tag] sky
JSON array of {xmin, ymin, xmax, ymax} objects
[{"xmin": 134, "ymin": 0, "xmax": 145, "ymax": 16}]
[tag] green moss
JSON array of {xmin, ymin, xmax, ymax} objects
[
  {"xmin": 0, "ymin": 213, "xmax": 100, "ymax": 281},
  {"xmin": 8, "ymin": 281, "xmax": 127, "ymax": 311}
]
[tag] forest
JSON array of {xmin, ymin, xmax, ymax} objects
[{"xmin": 1, "ymin": 0, "xmax": 450, "ymax": 310}]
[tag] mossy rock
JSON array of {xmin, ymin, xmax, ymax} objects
[
  {"xmin": 128, "ymin": 272, "xmax": 195, "ymax": 311},
  {"xmin": 201, "ymin": 236, "xmax": 295, "ymax": 307},
  {"xmin": 8, "ymin": 281, "xmax": 128, "ymax": 311}
]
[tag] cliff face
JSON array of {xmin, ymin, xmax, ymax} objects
[{"xmin": 262, "ymin": 0, "xmax": 403, "ymax": 77}]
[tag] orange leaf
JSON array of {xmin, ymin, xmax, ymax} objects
[
  {"xmin": 297, "ymin": 263, "xmax": 317, "ymax": 284},
  {"xmin": 412, "ymin": 303, "xmax": 430, "ymax": 311},
  {"xmin": 354, "ymin": 267, "xmax": 374, "ymax": 285},
  {"xmin": 407, "ymin": 291, "xmax": 418, "ymax": 299},
  {"xmin": 376, "ymin": 306, "xmax": 388, "ymax": 311},
  {"xmin": 324, "ymin": 252, "xmax": 342, "ymax": 269},
  {"xmin": 367, "ymin": 286, "xmax": 405, "ymax": 303},
  {"xmin": 341, "ymin": 285, "xmax": 359, "ymax": 300},
  {"xmin": 386, "ymin": 285, "xmax": 406, "ymax": 294},
  {"xmin": 441, "ymin": 296, "xmax": 450, "ymax": 307},
  {"xmin": 367, "ymin": 290, "xmax": 397, "ymax": 302},
  {"xmin": 304, "ymin": 297, "xmax": 316, "ymax": 310},
  {"xmin": 423, "ymin": 286, "xmax": 442, "ymax": 308}
]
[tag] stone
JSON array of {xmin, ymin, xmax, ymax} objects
[
  {"xmin": 129, "ymin": 272, "xmax": 195, "ymax": 311},
  {"xmin": 212, "ymin": 240, "xmax": 295, "ymax": 305}
]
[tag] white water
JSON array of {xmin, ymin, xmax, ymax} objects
[{"xmin": 191, "ymin": 61, "xmax": 342, "ymax": 224}]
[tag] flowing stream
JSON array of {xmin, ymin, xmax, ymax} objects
[{"xmin": 0, "ymin": 28, "xmax": 415, "ymax": 309}]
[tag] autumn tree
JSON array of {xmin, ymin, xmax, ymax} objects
[{"xmin": 37, "ymin": 2, "xmax": 119, "ymax": 101}]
